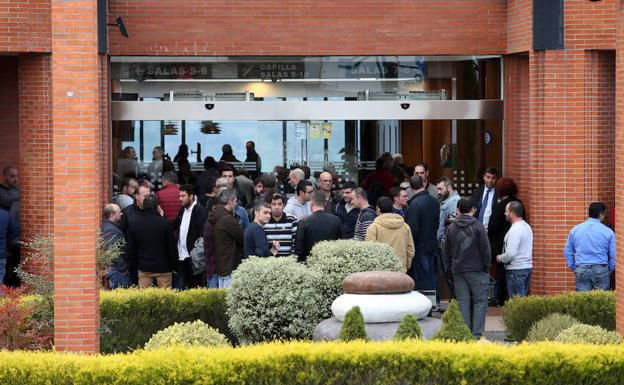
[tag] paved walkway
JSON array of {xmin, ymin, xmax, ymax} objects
[{"xmin": 432, "ymin": 302, "xmax": 507, "ymax": 341}]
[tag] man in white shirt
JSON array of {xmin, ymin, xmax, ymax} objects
[
  {"xmin": 496, "ymin": 201, "xmax": 533, "ymax": 297},
  {"xmin": 173, "ymin": 184, "xmax": 208, "ymax": 290}
]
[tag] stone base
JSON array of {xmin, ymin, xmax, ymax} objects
[{"xmin": 313, "ymin": 317, "xmax": 443, "ymax": 341}]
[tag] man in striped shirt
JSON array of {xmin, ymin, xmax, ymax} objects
[
  {"xmin": 264, "ymin": 193, "xmax": 298, "ymax": 256},
  {"xmin": 352, "ymin": 188, "xmax": 377, "ymax": 241}
]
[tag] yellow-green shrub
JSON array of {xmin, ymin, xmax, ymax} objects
[
  {"xmin": 144, "ymin": 320, "xmax": 229, "ymax": 350},
  {"xmin": 503, "ymin": 291, "xmax": 614, "ymax": 341},
  {"xmin": 2, "ymin": 341, "xmax": 624, "ymax": 384},
  {"xmin": 555, "ymin": 324, "xmax": 622, "ymax": 345},
  {"xmin": 100, "ymin": 288, "xmax": 229, "ymax": 353}
]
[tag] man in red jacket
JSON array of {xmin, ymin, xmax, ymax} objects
[{"xmin": 156, "ymin": 172, "xmax": 181, "ymax": 222}]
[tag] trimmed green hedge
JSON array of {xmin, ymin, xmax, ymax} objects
[
  {"xmin": 2, "ymin": 341, "xmax": 624, "ymax": 384},
  {"xmin": 503, "ymin": 291, "xmax": 615, "ymax": 342},
  {"xmin": 100, "ymin": 288, "xmax": 229, "ymax": 353}
]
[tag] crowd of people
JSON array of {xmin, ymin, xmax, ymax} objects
[{"xmin": 0, "ymin": 140, "xmax": 614, "ymax": 340}]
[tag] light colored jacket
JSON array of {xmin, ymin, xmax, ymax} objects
[
  {"xmin": 284, "ymin": 196, "xmax": 312, "ymax": 221},
  {"xmin": 365, "ymin": 213, "xmax": 415, "ymax": 272}
]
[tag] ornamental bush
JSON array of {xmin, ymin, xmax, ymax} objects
[
  {"xmin": 526, "ymin": 313, "xmax": 580, "ymax": 342},
  {"xmin": 227, "ymin": 256, "xmax": 326, "ymax": 344},
  {"xmin": 432, "ymin": 299, "xmax": 474, "ymax": 342},
  {"xmin": 394, "ymin": 314, "xmax": 422, "ymax": 341},
  {"xmin": 555, "ymin": 324, "xmax": 622, "ymax": 345},
  {"xmin": 339, "ymin": 306, "xmax": 368, "ymax": 341},
  {"xmin": 144, "ymin": 320, "xmax": 229, "ymax": 350},
  {"xmin": 100, "ymin": 288, "xmax": 229, "ymax": 353},
  {"xmin": 503, "ymin": 291, "xmax": 615, "ymax": 341},
  {"xmin": 306, "ymin": 240, "xmax": 402, "ymax": 317}
]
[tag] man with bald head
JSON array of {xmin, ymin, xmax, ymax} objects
[
  {"xmin": 0, "ymin": 167, "xmax": 19, "ymax": 219},
  {"xmin": 318, "ymin": 171, "xmax": 340, "ymax": 214},
  {"xmin": 287, "ymin": 168, "xmax": 305, "ymax": 193},
  {"xmin": 101, "ymin": 203, "xmax": 130, "ymax": 289}
]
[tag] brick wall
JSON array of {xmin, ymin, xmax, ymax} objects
[
  {"xmin": 50, "ymin": 0, "xmax": 100, "ymax": 353},
  {"xmin": 18, "ymin": 53, "xmax": 53, "ymax": 240},
  {"xmin": 0, "ymin": 0, "xmax": 51, "ymax": 52},
  {"xmin": 506, "ymin": 0, "xmax": 531, "ymax": 54},
  {"xmin": 615, "ymin": 1, "xmax": 624, "ymax": 335},
  {"xmin": 108, "ymin": 0, "xmax": 507, "ymax": 56},
  {"xmin": 502, "ymin": 54, "xmax": 530, "ymax": 214},
  {"xmin": 0, "ymin": 56, "xmax": 19, "ymax": 174}
]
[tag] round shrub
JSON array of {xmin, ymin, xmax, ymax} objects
[
  {"xmin": 144, "ymin": 320, "xmax": 229, "ymax": 350},
  {"xmin": 307, "ymin": 240, "xmax": 402, "ymax": 317},
  {"xmin": 526, "ymin": 313, "xmax": 580, "ymax": 342},
  {"xmin": 555, "ymin": 324, "xmax": 622, "ymax": 345},
  {"xmin": 227, "ymin": 256, "xmax": 326, "ymax": 344}
]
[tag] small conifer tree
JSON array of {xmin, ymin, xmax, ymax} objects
[
  {"xmin": 394, "ymin": 314, "xmax": 422, "ymax": 340},
  {"xmin": 339, "ymin": 306, "xmax": 368, "ymax": 341},
  {"xmin": 432, "ymin": 299, "xmax": 474, "ymax": 342}
]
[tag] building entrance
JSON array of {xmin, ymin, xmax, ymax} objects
[{"xmin": 111, "ymin": 55, "xmax": 503, "ymax": 193}]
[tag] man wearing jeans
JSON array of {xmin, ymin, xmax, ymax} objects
[
  {"xmin": 443, "ymin": 197, "xmax": 491, "ymax": 338},
  {"xmin": 496, "ymin": 201, "xmax": 533, "ymax": 297},
  {"xmin": 564, "ymin": 202, "xmax": 616, "ymax": 292}
]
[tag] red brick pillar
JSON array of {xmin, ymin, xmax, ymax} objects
[
  {"xmin": 19, "ymin": 54, "xmax": 53, "ymax": 240},
  {"xmin": 615, "ymin": 0, "xmax": 624, "ymax": 335},
  {"xmin": 51, "ymin": 0, "xmax": 100, "ymax": 353},
  {"xmin": 523, "ymin": 46, "xmax": 615, "ymax": 295}
]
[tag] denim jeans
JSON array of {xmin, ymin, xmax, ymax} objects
[
  {"xmin": 207, "ymin": 273, "xmax": 219, "ymax": 289},
  {"xmin": 107, "ymin": 269, "xmax": 132, "ymax": 289},
  {"xmin": 575, "ymin": 264, "xmax": 610, "ymax": 292},
  {"xmin": 218, "ymin": 275, "xmax": 232, "ymax": 288},
  {"xmin": 506, "ymin": 268, "xmax": 532, "ymax": 297},
  {"xmin": 453, "ymin": 271, "xmax": 489, "ymax": 338},
  {"xmin": 0, "ymin": 258, "xmax": 6, "ymax": 284},
  {"xmin": 412, "ymin": 250, "xmax": 438, "ymax": 292}
]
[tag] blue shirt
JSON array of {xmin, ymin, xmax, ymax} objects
[
  {"xmin": 244, "ymin": 222, "xmax": 271, "ymax": 258},
  {"xmin": 564, "ymin": 218, "xmax": 615, "ymax": 272},
  {"xmin": 235, "ymin": 205, "xmax": 250, "ymax": 230}
]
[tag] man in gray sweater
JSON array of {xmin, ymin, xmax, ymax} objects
[
  {"xmin": 496, "ymin": 201, "xmax": 533, "ymax": 297},
  {"xmin": 443, "ymin": 197, "xmax": 491, "ymax": 338}
]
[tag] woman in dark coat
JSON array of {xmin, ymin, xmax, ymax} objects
[{"xmin": 487, "ymin": 177, "xmax": 523, "ymax": 305}]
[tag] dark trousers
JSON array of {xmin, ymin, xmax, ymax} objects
[{"xmin": 174, "ymin": 258, "xmax": 204, "ymax": 290}]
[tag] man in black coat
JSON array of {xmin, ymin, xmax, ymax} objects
[
  {"xmin": 294, "ymin": 191, "xmax": 343, "ymax": 262},
  {"xmin": 173, "ymin": 184, "xmax": 208, "ymax": 289},
  {"xmin": 472, "ymin": 167, "xmax": 498, "ymax": 229},
  {"xmin": 100, "ymin": 203, "xmax": 130, "ymax": 289},
  {"xmin": 406, "ymin": 175, "xmax": 440, "ymax": 292},
  {"xmin": 126, "ymin": 195, "xmax": 177, "ymax": 288}
]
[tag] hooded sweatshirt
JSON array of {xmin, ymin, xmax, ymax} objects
[
  {"xmin": 365, "ymin": 213, "xmax": 415, "ymax": 272},
  {"xmin": 443, "ymin": 214, "xmax": 491, "ymax": 275}
]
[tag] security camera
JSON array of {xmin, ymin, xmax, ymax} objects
[
  {"xmin": 401, "ymin": 103, "xmax": 410, "ymax": 110},
  {"xmin": 205, "ymin": 103, "xmax": 215, "ymax": 110}
]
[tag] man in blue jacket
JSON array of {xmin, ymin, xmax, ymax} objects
[{"xmin": 0, "ymin": 208, "xmax": 19, "ymax": 284}]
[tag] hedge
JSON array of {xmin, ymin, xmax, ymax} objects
[
  {"xmin": 2, "ymin": 341, "xmax": 624, "ymax": 384},
  {"xmin": 100, "ymin": 288, "xmax": 229, "ymax": 353},
  {"xmin": 502, "ymin": 290, "xmax": 615, "ymax": 342}
]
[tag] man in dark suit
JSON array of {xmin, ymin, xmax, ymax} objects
[
  {"xmin": 126, "ymin": 195, "xmax": 178, "ymax": 289},
  {"xmin": 472, "ymin": 167, "xmax": 499, "ymax": 229},
  {"xmin": 406, "ymin": 175, "xmax": 440, "ymax": 292},
  {"xmin": 173, "ymin": 184, "xmax": 208, "ymax": 289},
  {"xmin": 294, "ymin": 191, "xmax": 343, "ymax": 262}
]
